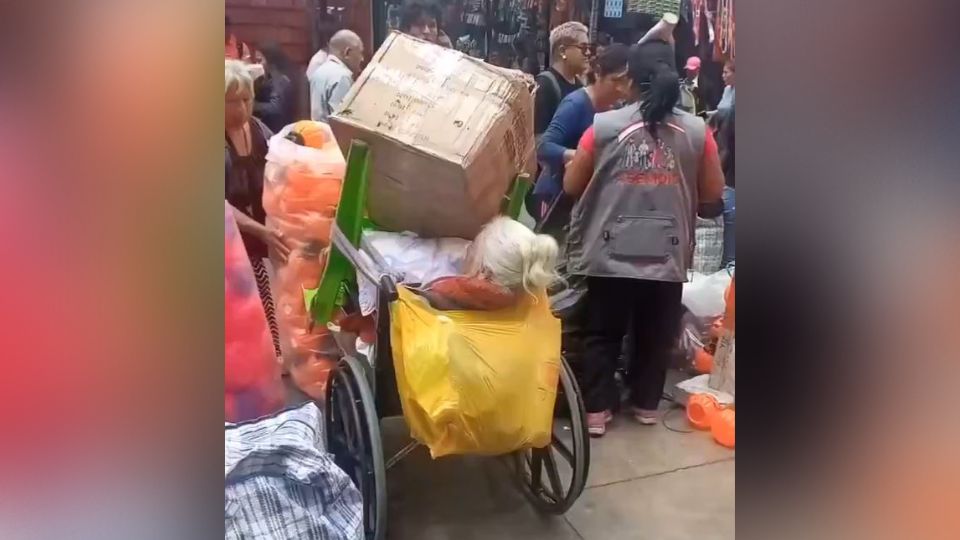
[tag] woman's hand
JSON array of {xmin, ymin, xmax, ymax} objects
[
  {"xmin": 260, "ymin": 227, "xmax": 291, "ymax": 263},
  {"xmin": 228, "ymin": 204, "xmax": 292, "ymax": 262}
]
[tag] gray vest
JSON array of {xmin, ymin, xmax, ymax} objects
[{"xmin": 566, "ymin": 103, "xmax": 706, "ymax": 282}]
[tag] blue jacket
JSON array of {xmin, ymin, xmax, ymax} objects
[{"xmin": 534, "ymin": 88, "xmax": 595, "ymax": 199}]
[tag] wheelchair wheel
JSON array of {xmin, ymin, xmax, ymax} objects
[
  {"xmin": 512, "ymin": 355, "xmax": 590, "ymax": 514},
  {"xmin": 325, "ymin": 355, "xmax": 387, "ymax": 540}
]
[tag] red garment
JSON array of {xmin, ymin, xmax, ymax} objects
[
  {"xmin": 422, "ymin": 276, "xmax": 519, "ymax": 311},
  {"xmin": 577, "ymin": 124, "xmax": 719, "ymax": 168}
]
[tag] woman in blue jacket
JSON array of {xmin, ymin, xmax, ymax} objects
[{"xmin": 534, "ymin": 44, "xmax": 630, "ymax": 224}]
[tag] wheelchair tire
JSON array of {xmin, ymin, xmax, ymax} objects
[
  {"xmin": 511, "ymin": 355, "xmax": 590, "ymax": 514},
  {"xmin": 325, "ymin": 355, "xmax": 387, "ymax": 540}
]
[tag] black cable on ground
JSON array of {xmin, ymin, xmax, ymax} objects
[{"xmin": 662, "ymin": 405, "xmax": 695, "ymax": 434}]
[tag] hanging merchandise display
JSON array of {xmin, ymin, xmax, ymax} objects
[
  {"xmin": 626, "ymin": 0, "xmax": 681, "ymax": 19},
  {"xmin": 716, "ymin": 0, "xmax": 734, "ymax": 59},
  {"xmin": 690, "ymin": 0, "xmax": 704, "ymax": 45},
  {"xmin": 458, "ymin": 0, "xmax": 490, "ymax": 59}
]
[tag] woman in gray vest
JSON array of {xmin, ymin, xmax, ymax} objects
[{"xmin": 562, "ymin": 40, "xmax": 726, "ymax": 436}]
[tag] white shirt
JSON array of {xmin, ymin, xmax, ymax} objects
[
  {"xmin": 305, "ymin": 49, "xmax": 328, "ymax": 80},
  {"xmin": 308, "ymin": 55, "xmax": 354, "ymax": 122}
]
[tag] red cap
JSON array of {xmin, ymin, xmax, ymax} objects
[{"xmin": 685, "ymin": 56, "xmax": 701, "ymax": 71}]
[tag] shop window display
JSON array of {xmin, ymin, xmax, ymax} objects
[{"xmin": 376, "ymin": 1, "xmax": 551, "ymax": 73}]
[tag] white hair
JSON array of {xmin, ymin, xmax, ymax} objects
[
  {"xmin": 466, "ymin": 217, "xmax": 559, "ymax": 294},
  {"xmin": 225, "ymin": 59, "xmax": 253, "ymax": 95},
  {"xmin": 549, "ymin": 21, "xmax": 589, "ymax": 54}
]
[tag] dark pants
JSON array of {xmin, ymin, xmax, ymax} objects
[{"xmin": 580, "ymin": 277, "xmax": 683, "ymax": 413}]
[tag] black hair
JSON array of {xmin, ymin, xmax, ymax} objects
[
  {"xmin": 398, "ymin": 1, "xmax": 440, "ymax": 32},
  {"xmin": 593, "ymin": 43, "xmax": 628, "ymax": 77},
  {"xmin": 627, "ymin": 40, "xmax": 679, "ymax": 136},
  {"xmin": 259, "ymin": 41, "xmax": 291, "ymax": 75},
  {"xmin": 586, "ymin": 42, "xmax": 628, "ymax": 85}
]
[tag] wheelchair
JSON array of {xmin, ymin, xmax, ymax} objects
[{"xmin": 310, "ymin": 141, "xmax": 590, "ymax": 540}]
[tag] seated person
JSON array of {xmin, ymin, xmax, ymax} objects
[{"xmin": 421, "ymin": 217, "xmax": 559, "ymax": 311}]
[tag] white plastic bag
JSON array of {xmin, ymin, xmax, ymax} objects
[{"xmin": 682, "ymin": 269, "xmax": 732, "ymax": 319}]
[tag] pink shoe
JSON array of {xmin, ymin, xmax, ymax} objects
[
  {"xmin": 631, "ymin": 407, "xmax": 660, "ymax": 425},
  {"xmin": 587, "ymin": 410, "xmax": 613, "ymax": 437}
]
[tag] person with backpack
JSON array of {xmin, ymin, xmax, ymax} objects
[{"xmin": 527, "ymin": 22, "xmax": 590, "ymax": 220}]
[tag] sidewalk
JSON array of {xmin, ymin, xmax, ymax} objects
[{"xmin": 383, "ymin": 410, "xmax": 735, "ymax": 539}]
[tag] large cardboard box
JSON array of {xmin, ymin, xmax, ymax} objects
[{"xmin": 328, "ymin": 33, "xmax": 536, "ymax": 239}]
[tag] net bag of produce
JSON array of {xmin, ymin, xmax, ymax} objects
[
  {"xmin": 263, "ymin": 121, "xmax": 345, "ymax": 399},
  {"xmin": 224, "ymin": 202, "xmax": 284, "ymax": 422},
  {"xmin": 390, "ymin": 286, "xmax": 561, "ymax": 458}
]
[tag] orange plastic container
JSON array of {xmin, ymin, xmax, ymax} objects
[
  {"xmin": 711, "ymin": 408, "xmax": 735, "ymax": 448},
  {"xmin": 693, "ymin": 347, "xmax": 714, "ymax": 374},
  {"xmin": 687, "ymin": 393, "xmax": 721, "ymax": 430}
]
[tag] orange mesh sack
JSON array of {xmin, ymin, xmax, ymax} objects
[{"xmin": 263, "ymin": 121, "xmax": 345, "ymax": 395}]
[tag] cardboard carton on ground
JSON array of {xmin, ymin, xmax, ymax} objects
[
  {"xmin": 709, "ymin": 330, "xmax": 735, "ymax": 397},
  {"xmin": 328, "ymin": 32, "xmax": 536, "ymax": 239}
]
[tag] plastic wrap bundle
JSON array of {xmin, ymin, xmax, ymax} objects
[
  {"xmin": 263, "ymin": 121, "xmax": 345, "ymax": 399},
  {"xmin": 693, "ymin": 216, "xmax": 724, "ymax": 274},
  {"xmin": 224, "ymin": 202, "xmax": 284, "ymax": 422}
]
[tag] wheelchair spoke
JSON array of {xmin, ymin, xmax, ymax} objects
[
  {"xmin": 551, "ymin": 434, "xmax": 575, "ymax": 466},
  {"xmin": 530, "ymin": 450, "xmax": 544, "ymax": 494}
]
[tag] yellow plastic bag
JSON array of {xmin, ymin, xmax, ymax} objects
[{"xmin": 390, "ymin": 286, "xmax": 561, "ymax": 458}]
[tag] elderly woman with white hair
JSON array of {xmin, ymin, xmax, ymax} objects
[{"xmin": 225, "ymin": 59, "xmax": 290, "ymax": 358}]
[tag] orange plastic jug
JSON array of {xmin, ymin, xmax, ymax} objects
[
  {"xmin": 687, "ymin": 393, "xmax": 721, "ymax": 430},
  {"xmin": 711, "ymin": 408, "xmax": 735, "ymax": 448},
  {"xmin": 693, "ymin": 347, "xmax": 714, "ymax": 374}
]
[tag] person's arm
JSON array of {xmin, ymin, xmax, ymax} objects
[
  {"xmin": 537, "ymin": 97, "xmax": 581, "ymax": 169},
  {"xmin": 230, "ymin": 203, "xmax": 265, "ymax": 237},
  {"xmin": 228, "ymin": 202, "xmax": 292, "ymax": 262},
  {"xmin": 697, "ymin": 129, "xmax": 725, "ymax": 218},
  {"xmin": 563, "ymin": 126, "xmax": 596, "ymax": 197}
]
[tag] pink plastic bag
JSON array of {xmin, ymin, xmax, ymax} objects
[{"xmin": 225, "ymin": 202, "xmax": 284, "ymax": 422}]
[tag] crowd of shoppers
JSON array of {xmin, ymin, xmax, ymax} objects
[{"xmin": 226, "ymin": 4, "xmax": 736, "ymax": 439}]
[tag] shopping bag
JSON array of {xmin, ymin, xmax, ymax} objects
[{"xmin": 390, "ymin": 286, "xmax": 561, "ymax": 458}]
